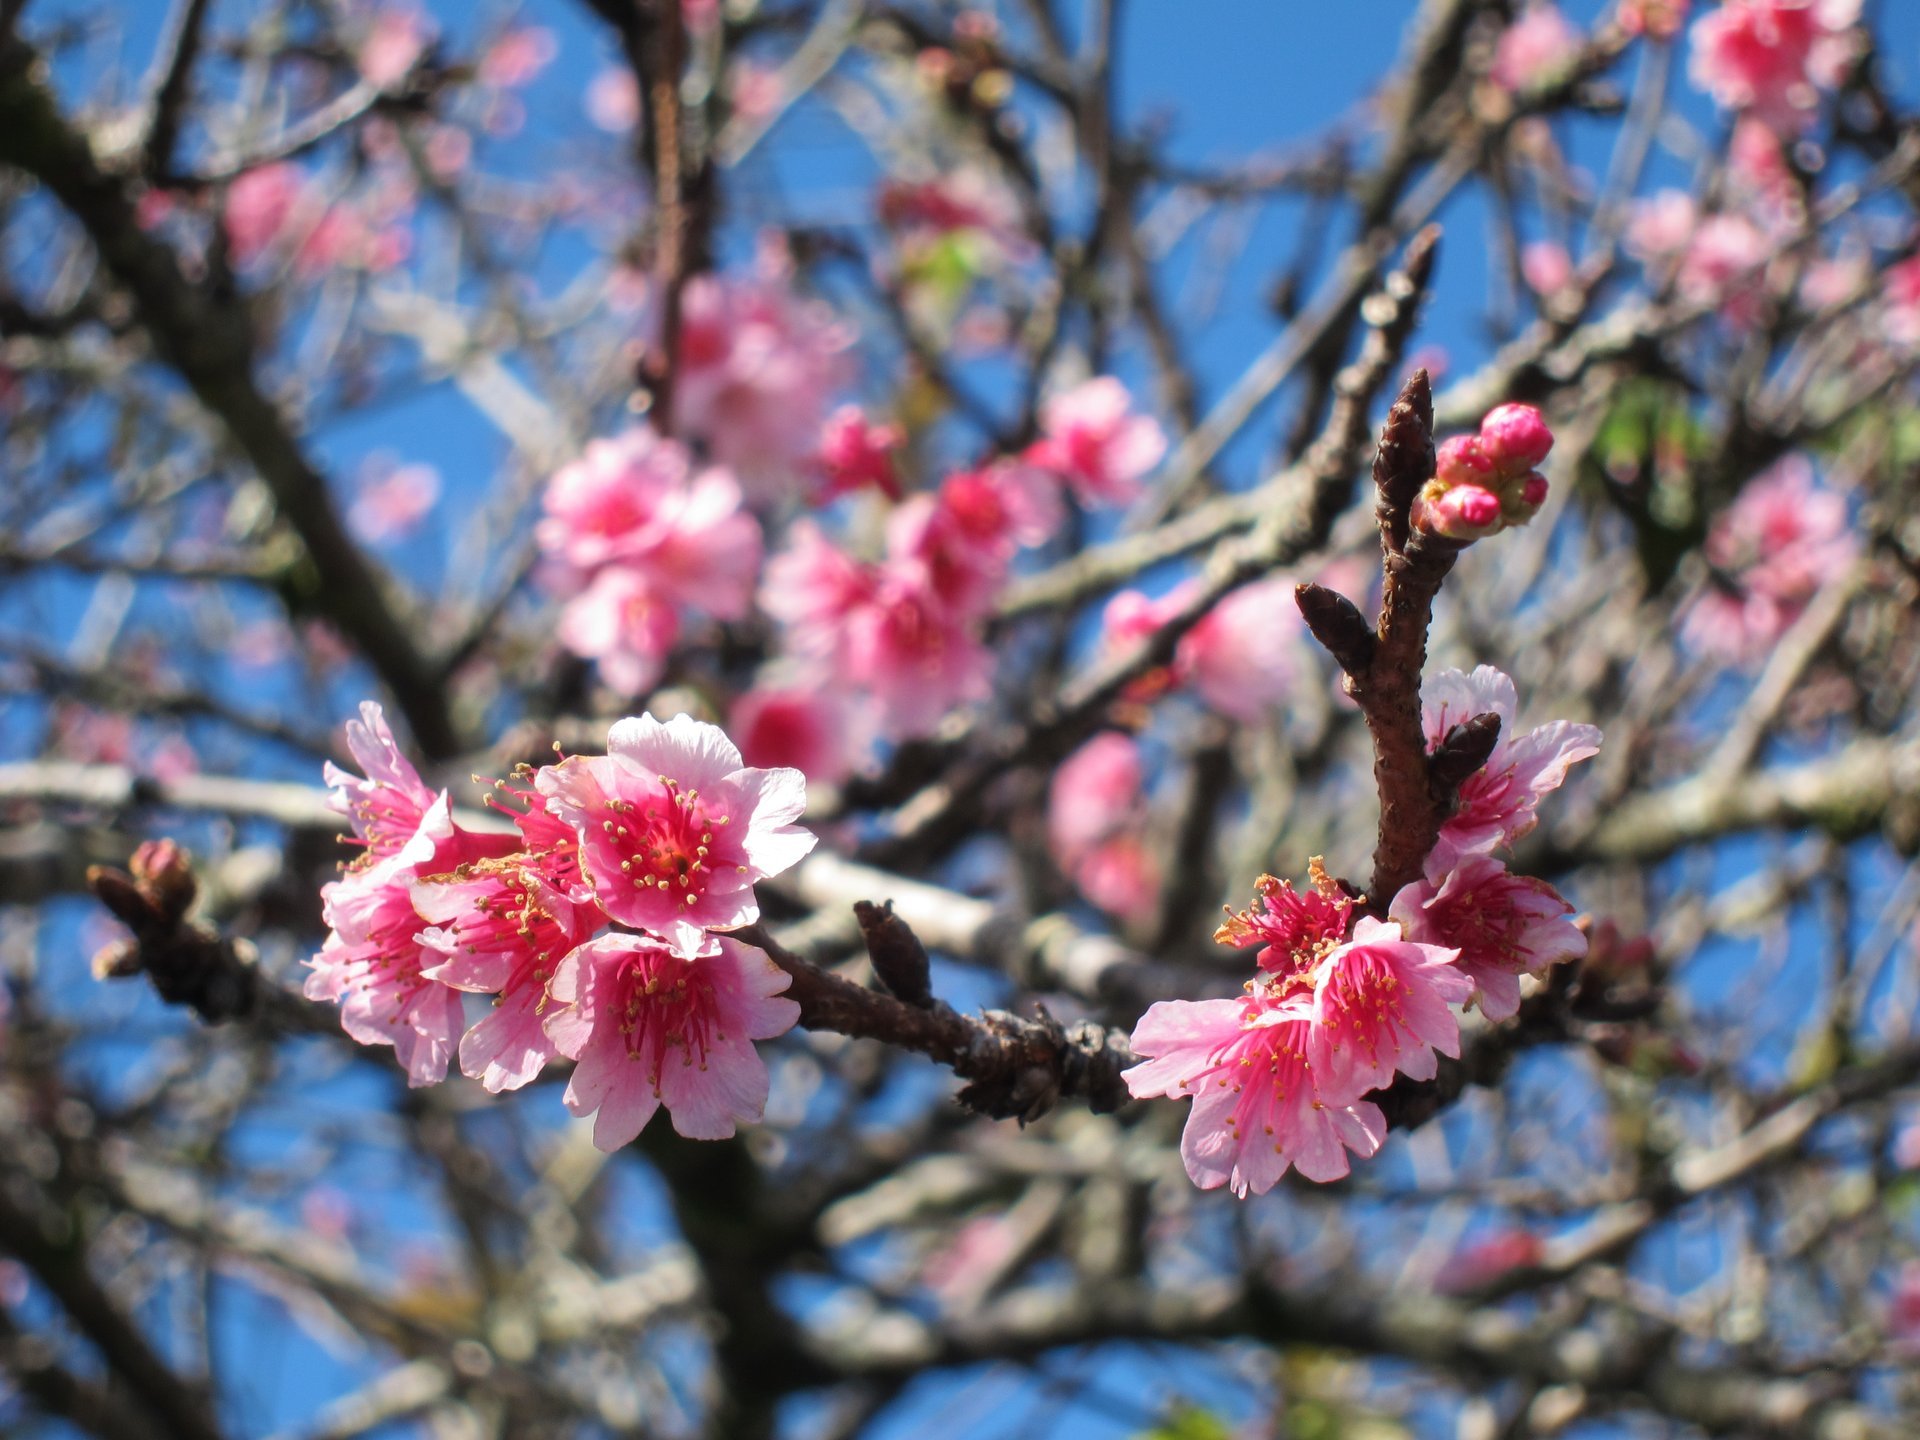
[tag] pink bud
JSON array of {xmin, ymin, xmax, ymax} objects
[
  {"xmin": 1478, "ymin": 404, "xmax": 1554, "ymax": 475},
  {"xmin": 1434, "ymin": 434, "xmax": 1496, "ymax": 489},
  {"xmin": 1520, "ymin": 473, "xmax": 1549, "ymax": 508},
  {"xmin": 1413, "ymin": 481, "xmax": 1503, "ymax": 541}
]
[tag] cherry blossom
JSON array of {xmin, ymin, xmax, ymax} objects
[
  {"xmin": 1420, "ymin": 666, "xmax": 1601, "ymax": 877},
  {"xmin": 1124, "ymin": 994, "xmax": 1387, "ymax": 1195},
  {"xmin": 348, "ymin": 461, "xmax": 441, "ymax": 545},
  {"xmin": 1679, "ymin": 454, "xmax": 1857, "ymax": 660},
  {"xmin": 223, "ymin": 163, "xmax": 303, "ymax": 263},
  {"xmin": 1309, "ymin": 916, "xmax": 1471, "ymax": 1098},
  {"xmin": 671, "ymin": 267, "xmax": 856, "ymax": 497},
  {"xmin": 358, "ymin": 6, "xmax": 432, "ymax": 89},
  {"xmin": 1047, "ymin": 733, "xmax": 1144, "ymax": 863},
  {"xmin": 760, "ymin": 524, "xmax": 995, "ymax": 741},
  {"xmin": 1213, "ymin": 864, "xmax": 1354, "ymax": 992},
  {"xmin": 817, "ymin": 406, "xmax": 903, "ymax": 500},
  {"xmin": 1689, "ymin": 0, "xmax": 1860, "ymax": 133},
  {"xmin": 307, "ymin": 794, "xmax": 516, "ymax": 1088},
  {"xmin": 414, "ymin": 865, "xmax": 600, "ymax": 1093},
  {"xmin": 1413, "ymin": 406, "xmax": 1554, "ymax": 541},
  {"xmin": 544, "ymin": 934, "xmax": 800, "ymax": 1149},
  {"xmin": 535, "ymin": 712, "xmax": 814, "ymax": 957},
  {"xmin": 539, "ymin": 427, "xmax": 761, "ymax": 617},
  {"xmin": 324, "ymin": 700, "xmax": 438, "ymax": 859},
  {"xmin": 730, "ymin": 679, "xmax": 860, "ymax": 788},
  {"xmin": 539, "ymin": 427, "xmax": 762, "ymax": 693},
  {"xmin": 1024, "ymin": 377, "xmax": 1166, "ymax": 508},
  {"xmin": 1390, "ymin": 854, "xmax": 1586, "ymax": 1021},
  {"xmin": 1491, "ymin": 4, "xmax": 1583, "ymax": 94},
  {"xmin": 1100, "ymin": 578, "xmax": 1297, "ymax": 719},
  {"xmin": 554, "ymin": 567, "xmax": 681, "ymax": 697}
]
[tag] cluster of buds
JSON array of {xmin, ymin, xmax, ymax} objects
[{"xmin": 1412, "ymin": 403, "xmax": 1555, "ymax": 542}]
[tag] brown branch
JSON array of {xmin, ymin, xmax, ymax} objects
[{"xmin": 737, "ymin": 922, "xmax": 1135, "ymax": 1123}]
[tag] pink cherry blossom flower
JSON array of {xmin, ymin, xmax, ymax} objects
[
  {"xmin": 1727, "ymin": 117, "xmax": 1797, "ymax": 216},
  {"xmin": 1414, "ymin": 408, "xmax": 1555, "ymax": 542},
  {"xmin": 1025, "ymin": 377, "xmax": 1166, "ymax": 508},
  {"xmin": 543, "ymin": 934, "xmax": 800, "ymax": 1150},
  {"xmin": 840, "ymin": 568, "xmax": 995, "ymax": 737},
  {"xmin": 888, "ymin": 462, "xmax": 1063, "ymax": 617},
  {"xmin": 1676, "ymin": 213, "xmax": 1771, "ymax": 324},
  {"xmin": 1689, "ymin": 0, "xmax": 1860, "ymax": 134},
  {"xmin": 761, "ymin": 527, "xmax": 995, "ymax": 740},
  {"xmin": 730, "ymin": 679, "xmax": 859, "ymax": 787},
  {"xmin": 535, "ymin": 713, "xmax": 814, "ymax": 957},
  {"xmin": 1420, "ymin": 666, "xmax": 1602, "ymax": 878},
  {"xmin": 586, "ymin": 67, "xmax": 640, "ymax": 132},
  {"xmin": 1491, "ymin": 4, "xmax": 1583, "ymax": 93},
  {"xmin": 1625, "ymin": 189, "xmax": 1699, "ymax": 263},
  {"xmin": 324, "ymin": 701, "xmax": 437, "ymax": 859},
  {"xmin": 1620, "ymin": 0, "xmax": 1690, "ymax": 40},
  {"xmin": 540, "ymin": 427, "xmax": 761, "ymax": 616},
  {"xmin": 1521, "ymin": 240, "xmax": 1574, "ymax": 295},
  {"xmin": 1070, "ymin": 835, "xmax": 1160, "ymax": 924},
  {"xmin": 671, "ymin": 269, "xmax": 856, "ymax": 498},
  {"xmin": 348, "ymin": 461, "xmax": 441, "ymax": 545},
  {"xmin": 1435, "ymin": 1230, "xmax": 1546, "ymax": 1293},
  {"xmin": 479, "ymin": 26, "xmax": 557, "ymax": 89},
  {"xmin": 1180, "ymin": 578, "xmax": 1299, "ymax": 721},
  {"xmin": 1099, "ymin": 578, "xmax": 1296, "ymax": 719},
  {"xmin": 758, "ymin": 521, "xmax": 876, "ymax": 660},
  {"xmin": 223, "ymin": 163, "xmax": 303, "ymax": 263},
  {"xmin": 1390, "ymin": 854, "xmax": 1586, "ymax": 1022},
  {"xmin": 817, "ymin": 406, "xmax": 903, "ymax": 500},
  {"xmin": 1478, "ymin": 403, "xmax": 1555, "ymax": 473},
  {"xmin": 1048, "ymin": 732, "xmax": 1144, "ymax": 863},
  {"xmin": 1125, "ymin": 994, "xmax": 1387, "ymax": 1195},
  {"xmin": 307, "ymin": 794, "xmax": 515, "ymax": 1086},
  {"xmin": 1309, "ymin": 916, "xmax": 1470, "ymax": 1098},
  {"xmin": 555, "ymin": 567, "xmax": 680, "ymax": 697},
  {"xmin": 1880, "ymin": 254, "xmax": 1920, "ymax": 346},
  {"xmin": 1213, "ymin": 865, "xmax": 1354, "ymax": 993},
  {"xmin": 414, "ymin": 865, "xmax": 601, "ymax": 1093},
  {"xmin": 1680, "ymin": 454, "xmax": 1856, "ymax": 660},
  {"xmin": 359, "ymin": 6, "xmax": 431, "ymax": 88}
]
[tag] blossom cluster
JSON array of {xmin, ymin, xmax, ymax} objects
[
  {"xmin": 306, "ymin": 704, "xmax": 814, "ymax": 1150},
  {"xmin": 1125, "ymin": 666, "xmax": 1600, "ymax": 1196},
  {"xmin": 1413, "ymin": 404, "xmax": 1555, "ymax": 541},
  {"xmin": 1679, "ymin": 453, "xmax": 1857, "ymax": 662},
  {"xmin": 745, "ymin": 374, "xmax": 1163, "ymax": 753}
]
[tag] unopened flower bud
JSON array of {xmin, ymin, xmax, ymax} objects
[
  {"xmin": 1413, "ymin": 480, "xmax": 1503, "ymax": 541},
  {"xmin": 1434, "ymin": 434, "xmax": 1497, "ymax": 488},
  {"xmin": 130, "ymin": 838, "xmax": 198, "ymax": 921},
  {"xmin": 1478, "ymin": 403, "xmax": 1554, "ymax": 474}
]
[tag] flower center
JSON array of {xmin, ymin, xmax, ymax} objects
[
  {"xmin": 614, "ymin": 951, "xmax": 724, "ymax": 1092},
  {"xmin": 602, "ymin": 776, "xmax": 733, "ymax": 909}
]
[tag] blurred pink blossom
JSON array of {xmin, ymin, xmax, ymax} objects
[
  {"xmin": 358, "ymin": 6, "xmax": 432, "ymax": 89},
  {"xmin": 672, "ymin": 267, "xmax": 857, "ymax": 497},
  {"xmin": 587, "ymin": 67, "xmax": 641, "ymax": 132},
  {"xmin": 1688, "ymin": 0, "xmax": 1859, "ymax": 133},
  {"xmin": 479, "ymin": 26, "xmax": 557, "ymax": 89},
  {"xmin": 1521, "ymin": 240, "xmax": 1573, "ymax": 295},
  {"xmin": 349, "ymin": 462, "xmax": 441, "ymax": 544},
  {"xmin": 1491, "ymin": 4, "xmax": 1583, "ymax": 93},
  {"xmin": 1025, "ymin": 377, "xmax": 1166, "ymax": 508}
]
